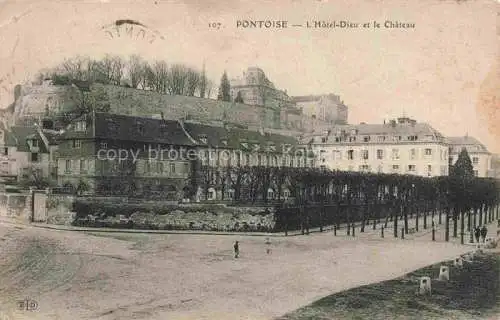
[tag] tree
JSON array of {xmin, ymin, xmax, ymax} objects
[
  {"xmin": 450, "ymin": 148, "xmax": 474, "ymax": 179},
  {"xmin": 234, "ymin": 91, "xmax": 244, "ymax": 103},
  {"xmin": 18, "ymin": 167, "xmax": 56, "ymax": 190},
  {"xmin": 217, "ymin": 71, "xmax": 231, "ymax": 101},
  {"xmin": 199, "ymin": 63, "xmax": 207, "ymax": 98},
  {"xmin": 128, "ymin": 55, "xmax": 146, "ymax": 89}
]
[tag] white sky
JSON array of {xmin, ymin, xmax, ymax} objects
[{"xmin": 0, "ymin": 0, "xmax": 498, "ymax": 152}]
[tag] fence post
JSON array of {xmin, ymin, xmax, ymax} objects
[
  {"xmin": 401, "ymin": 226, "xmax": 404, "ymax": 239},
  {"xmin": 381, "ymin": 226, "xmax": 384, "ymax": 238},
  {"xmin": 352, "ymin": 223, "xmax": 355, "ymax": 237},
  {"xmin": 432, "ymin": 226, "xmax": 435, "ymax": 241},
  {"xmin": 333, "ymin": 224, "xmax": 337, "ymax": 236}
]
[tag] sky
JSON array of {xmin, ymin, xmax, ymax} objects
[{"xmin": 0, "ymin": 0, "xmax": 498, "ymax": 152}]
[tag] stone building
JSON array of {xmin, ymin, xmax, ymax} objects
[
  {"xmin": 0, "ymin": 123, "xmax": 55, "ymax": 182},
  {"xmin": 55, "ymin": 112, "xmax": 312, "ymax": 201},
  {"xmin": 229, "ymin": 67, "xmax": 294, "ymax": 109},
  {"xmin": 447, "ymin": 136, "xmax": 493, "ymax": 178},
  {"xmin": 306, "ymin": 117, "xmax": 450, "ymax": 177},
  {"xmin": 291, "ymin": 94, "xmax": 348, "ymax": 125}
]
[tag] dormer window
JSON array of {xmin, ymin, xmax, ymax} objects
[
  {"xmin": 199, "ymin": 135, "xmax": 208, "ymax": 144},
  {"xmin": 75, "ymin": 120, "xmax": 87, "ymax": 132},
  {"xmin": 221, "ymin": 139, "xmax": 228, "ymax": 146},
  {"xmin": 31, "ymin": 139, "xmax": 39, "ymax": 148},
  {"xmin": 135, "ymin": 120, "xmax": 145, "ymax": 135}
]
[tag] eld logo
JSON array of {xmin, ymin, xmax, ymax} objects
[{"xmin": 17, "ymin": 298, "xmax": 38, "ymax": 311}]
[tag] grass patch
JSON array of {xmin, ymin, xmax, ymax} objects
[{"xmin": 278, "ymin": 253, "xmax": 500, "ymax": 320}]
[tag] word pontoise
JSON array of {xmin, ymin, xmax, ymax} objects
[{"xmin": 236, "ymin": 20, "xmax": 288, "ymax": 28}]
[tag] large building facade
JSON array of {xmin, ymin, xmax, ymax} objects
[
  {"xmin": 229, "ymin": 67, "xmax": 294, "ymax": 109},
  {"xmin": 307, "ymin": 117, "xmax": 450, "ymax": 177},
  {"xmin": 447, "ymin": 136, "xmax": 493, "ymax": 177},
  {"xmin": 291, "ymin": 94, "xmax": 348, "ymax": 125},
  {"xmin": 55, "ymin": 112, "xmax": 314, "ymax": 201}
]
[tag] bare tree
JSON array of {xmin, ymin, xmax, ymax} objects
[
  {"xmin": 128, "ymin": 55, "xmax": 145, "ymax": 89},
  {"xmin": 199, "ymin": 63, "xmax": 207, "ymax": 98},
  {"xmin": 186, "ymin": 67, "xmax": 200, "ymax": 96},
  {"xmin": 168, "ymin": 64, "xmax": 188, "ymax": 95}
]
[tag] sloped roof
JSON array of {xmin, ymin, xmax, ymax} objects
[
  {"xmin": 93, "ymin": 113, "xmax": 196, "ymax": 146},
  {"xmin": 182, "ymin": 122, "xmax": 298, "ymax": 152},
  {"xmin": 309, "ymin": 122, "xmax": 445, "ymax": 141},
  {"xmin": 447, "ymin": 136, "xmax": 489, "ymax": 153},
  {"xmin": 8, "ymin": 126, "xmax": 48, "ymax": 152}
]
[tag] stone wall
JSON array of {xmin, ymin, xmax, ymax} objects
[
  {"xmin": 0, "ymin": 191, "xmax": 30, "ymax": 221},
  {"xmin": 8, "ymin": 83, "xmax": 330, "ymax": 133},
  {"xmin": 46, "ymin": 193, "xmax": 76, "ymax": 225}
]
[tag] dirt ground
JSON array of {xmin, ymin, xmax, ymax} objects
[{"xmin": 0, "ymin": 221, "xmax": 485, "ymax": 320}]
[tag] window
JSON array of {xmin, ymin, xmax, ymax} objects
[
  {"xmin": 408, "ymin": 165, "xmax": 416, "ymax": 172},
  {"xmin": 183, "ymin": 163, "xmax": 189, "ymax": 173},
  {"xmin": 170, "ymin": 163, "xmax": 176, "ymax": 173},
  {"xmin": 473, "ymin": 170, "xmax": 478, "ymax": 177},
  {"xmin": 392, "ymin": 165, "xmax": 400, "ymax": 172},
  {"xmin": 80, "ymin": 159, "xmax": 87, "ymax": 173},
  {"xmin": 472, "ymin": 157, "xmax": 479, "ymax": 165},
  {"xmin": 31, "ymin": 139, "xmax": 39, "ymax": 147},
  {"xmin": 157, "ymin": 162, "xmax": 163, "ymax": 173},
  {"xmin": 377, "ymin": 165, "xmax": 383, "ymax": 173},
  {"xmin": 409, "ymin": 148, "xmax": 416, "ymax": 160},
  {"xmin": 3, "ymin": 147, "xmax": 8, "ymax": 156},
  {"xmin": 31, "ymin": 153, "xmax": 39, "ymax": 162},
  {"xmin": 425, "ymin": 148, "xmax": 432, "ymax": 156},
  {"xmin": 427, "ymin": 165, "xmax": 432, "ymax": 176},
  {"xmin": 347, "ymin": 150, "xmax": 354, "ymax": 160},
  {"xmin": 257, "ymin": 155, "xmax": 262, "ymax": 166},
  {"xmin": 136, "ymin": 121, "xmax": 145, "ymax": 135},
  {"xmin": 359, "ymin": 165, "xmax": 370, "ymax": 172},
  {"xmin": 65, "ymin": 159, "xmax": 72, "ymax": 173},
  {"xmin": 361, "ymin": 150, "xmax": 369, "ymax": 160},
  {"xmin": 392, "ymin": 149, "xmax": 400, "ymax": 160},
  {"xmin": 309, "ymin": 159, "xmax": 314, "ymax": 167},
  {"xmin": 297, "ymin": 158, "xmax": 302, "ymax": 167},
  {"xmin": 75, "ymin": 121, "xmax": 87, "ymax": 132},
  {"xmin": 377, "ymin": 149, "xmax": 384, "ymax": 160},
  {"xmin": 377, "ymin": 136, "xmax": 386, "ymax": 142},
  {"xmin": 245, "ymin": 153, "xmax": 250, "ymax": 166},
  {"xmin": 72, "ymin": 140, "xmax": 81, "ymax": 148},
  {"xmin": 236, "ymin": 153, "xmax": 241, "ymax": 166},
  {"xmin": 321, "ymin": 137, "xmax": 327, "ymax": 143},
  {"xmin": 363, "ymin": 136, "xmax": 370, "ymax": 142},
  {"xmin": 100, "ymin": 142, "xmax": 107, "ymax": 149},
  {"xmin": 144, "ymin": 161, "xmax": 151, "ymax": 174}
]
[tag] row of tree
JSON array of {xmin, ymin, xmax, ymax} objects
[
  {"xmin": 35, "ymin": 55, "xmax": 263, "ymax": 105},
  {"xmin": 35, "ymin": 55, "xmax": 216, "ymax": 98},
  {"xmin": 190, "ymin": 149, "xmax": 499, "ymax": 235}
]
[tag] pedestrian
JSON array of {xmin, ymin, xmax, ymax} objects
[
  {"xmin": 481, "ymin": 225, "xmax": 488, "ymax": 243},
  {"xmin": 265, "ymin": 237, "xmax": 271, "ymax": 255},
  {"xmin": 234, "ymin": 241, "xmax": 239, "ymax": 258},
  {"xmin": 474, "ymin": 226, "xmax": 481, "ymax": 243}
]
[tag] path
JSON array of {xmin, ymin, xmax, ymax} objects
[{"xmin": 1, "ymin": 217, "xmax": 496, "ymax": 320}]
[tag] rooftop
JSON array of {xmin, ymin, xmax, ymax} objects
[{"xmin": 447, "ymin": 136, "xmax": 489, "ymax": 153}]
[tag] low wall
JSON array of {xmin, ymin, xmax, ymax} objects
[
  {"xmin": 0, "ymin": 191, "xmax": 30, "ymax": 221},
  {"xmin": 72, "ymin": 199, "xmax": 276, "ymax": 232},
  {"xmin": 46, "ymin": 193, "xmax": 77, "ymax": 225}
]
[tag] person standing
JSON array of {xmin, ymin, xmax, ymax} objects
[
  {"xmin": 481, "ymin": 225, "xmax": 488, "ymax": 243},
  {"xmin": 265, "ymin": 237, "xmax": 271, "ymax": 255},
  {"xmin": 234, "ymin": 241, "xmax": 240, "ymax": 258},
  {"xmin": 474, "ymin": 226, "xmax": 481, "ymax": 243}
]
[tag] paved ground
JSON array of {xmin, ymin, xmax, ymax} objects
[{"xmin": 0, "ymin": 217, "xmax": 497, "ymax": 320}]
